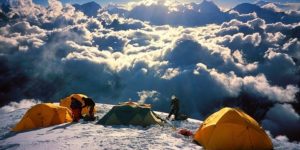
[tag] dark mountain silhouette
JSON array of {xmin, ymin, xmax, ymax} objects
[
  {"xmin": 196, "ymin": 0, "xmax": 221, "ymax": 13},
  {"xmin": 232, "ymin": 3, "xmax": 300, "ymax": 24},
  {"xmin": 73, "ymin": 1, "xmax": 101, "ymax": 17}
]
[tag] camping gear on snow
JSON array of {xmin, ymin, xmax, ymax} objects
[
  {"xmin": 97, "ymin": 102, "xmax": 162, "ymax": 127},
  {"xmin": 12, "ymin": 103, "xmax": 73, "ymax": 132},
  {"xmin": 60, "ymin": 94, "xmax": 96, "ymax": 118},
  {"xmin": 194, "ymin": 107, "xmax": 273, "ymax": 150},
  {"xmin": 178, "ymin": 128, "xmax": 193, "ymax": 136}
]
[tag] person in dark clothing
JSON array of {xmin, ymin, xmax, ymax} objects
[
  {"xmin": 167, "ymin": 96, "xmax": 180, "ymax": 120},
  {"xmin": 82, "ymin": 97, "xmax": 95, "ymax": 119},
  {"xmin": 70, "ymin": 97, "xmax": 83, "ymax": 122},
  {"xmin": 70, "ymin": 97, "xmax": 96, "ymax": 122}
]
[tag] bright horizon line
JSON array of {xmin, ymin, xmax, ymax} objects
[{"xmin": 2, "ymin": 0, "xmax": 295, "ymax": 10}]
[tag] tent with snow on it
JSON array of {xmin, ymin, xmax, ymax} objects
[
  {"xmin": 59, "ymin": 93, "xmax": 96, "ymax": 117},
  {"xmin": 97, "ymin": 101, "xmax": 162, "ymax": 127},
  {"xmin": 194, "ymin": 107, "xmax": 273, "ymax": 150},
  {"xmin": 12, "ymin": 103, "xmax": 73, "ymax": 132}
]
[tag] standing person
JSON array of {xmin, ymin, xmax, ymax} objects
[{"xmin": 167, "ymin": 96, "xmax": 180, "ymax": 120}]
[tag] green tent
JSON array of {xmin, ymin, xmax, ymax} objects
[{"xmin": 97, "ymin": 102, "xmax": 162, "ymax": 127}]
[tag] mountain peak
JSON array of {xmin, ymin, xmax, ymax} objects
[
  {"xmin": 198, "ymin": 0, "xmax": 220, "ymax": 13},
  {"xmin": 232, "ymin": 3, "xmax": 262, "ymax": 14},
  {"xmin": 73, "ymin": 1, "xmax": 101, "ymax": 17},
  {"xmin": 81, "ymin": 1, "xmax": 100, "ymax": 7}
]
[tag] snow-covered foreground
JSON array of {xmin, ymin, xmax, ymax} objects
[{"xmin": 0, "ymin": 103, "xmax": 299, "ymax": 150}]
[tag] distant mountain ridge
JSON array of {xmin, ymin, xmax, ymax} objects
[
  {"xmin": 2, "ymin": 0, "xmax": 299, "ymax": 26},
  {"xmin": 232, "ymin": 3, "xmax": 300, "ymax": 24},
  {"xmin": 73, "ymin": 1, "xmax": 101, "ymax": 17},
  {"xmin": 102, "ymin": 0, "xmax": 300, "ymax": 26},
  {"xmin": 125, "ymin": 0, "xmax": 231, "ymax": 26}
]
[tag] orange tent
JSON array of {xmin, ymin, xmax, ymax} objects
[
  {"xmin": 194, "ymin": 107, "xmax": 272, "ymax": 150},
  {"xmin": 13, "ymin": 103, "xmax": 73, "ymax": 132},
  {"xmin": 59, "ymin": 94, "xmax": 96, "ymax": 116}
]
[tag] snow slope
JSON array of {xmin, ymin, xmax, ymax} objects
[{"xmin": 0, "ymin": 102, "xmax": 299, "ymax": 150}]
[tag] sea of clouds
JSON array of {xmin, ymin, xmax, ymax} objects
[{"xmin": 0, "ymin": 0, "xmax": 299, "ymax": 141}]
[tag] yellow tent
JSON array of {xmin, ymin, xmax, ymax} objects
[
  {"xmin": 194, "ymin": 107, "xmax": 272, "ymax": 150},
  {"xmin": 12, "ymin": 103, "xmax": 73, "ymax": 132},
  {"xmin": 59, "ymin": 94, "xmax": 96, "ymax": 116}
]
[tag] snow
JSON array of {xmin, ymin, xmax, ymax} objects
[
  {"xmin": 0, "ymin": 103, "xmax": 202, "ymax": 150},
  {"xmin": 0, "ymin": 103, "xmax": 299, "ymax": 150}
]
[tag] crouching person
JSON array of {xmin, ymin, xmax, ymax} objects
[
  {"xmin": 82, "ymin": 97, "xmax": 96, "ymax": 121},
  {"xmin": 70, "ymin": 97, "xmax": 96, "ymax": 122},
  {"xmin": 70, "ymin": 97, "xmax": 83, "ymax": 122}
]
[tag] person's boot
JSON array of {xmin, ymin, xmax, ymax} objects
[
  {"xmin": 89, "ymin": 114, "xmax": 96, "ymax": 121},
  {"xmin": 84, "ymin": 113, "xmax": 96, "ymax": 121}
]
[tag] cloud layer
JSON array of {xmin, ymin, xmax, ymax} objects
[{"xmin": 0, "ymin": 0, "xmax": 299, "ymax": 141}]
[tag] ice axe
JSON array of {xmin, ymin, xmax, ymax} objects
[
  {"xmin": 152, "ymin": 111, "xmax": 177, "ymax": 130},
  {"xmin": 164, "ymin": 119, "xmax": 177, "ymax": 131}
]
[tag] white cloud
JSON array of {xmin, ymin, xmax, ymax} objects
[
  {"xmin": 262, "ymin": 104, "xmax": 300, "ymax": 140},
  {"xmin": 161, "ymin": 68, "xmax": 180, "ymax": 80},
  {"xmin": 242, "ymin": 74, "xmax": 298, "ymax": 102},
  {"xmin": 262, "ymin": 3, "xmax": 283, "ymax": 12},
  {"xmin": 0, "ymin": 35, "xmax": 19, "ymax": 52},
  {"xmin": 137, "ymin": 90, "xmax": 160, "ymax": 104},
  {"xmin": 0, "ymin": 99, "xmax": 41, "ymax": 113}
]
